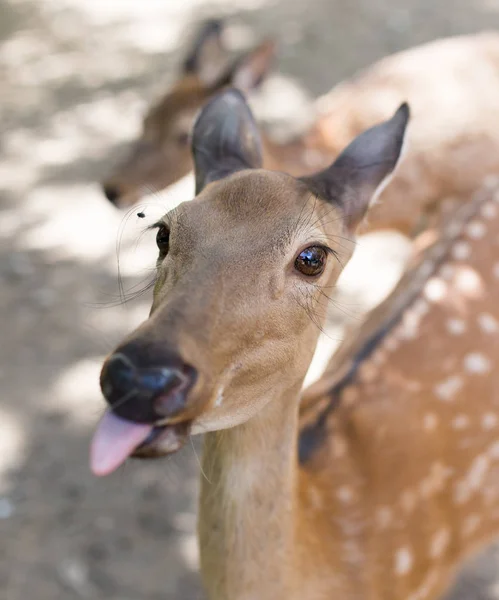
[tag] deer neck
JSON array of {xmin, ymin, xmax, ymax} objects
[{"xmin": 198, "ymin": 383, "xmax": 302, "ymax": 600}]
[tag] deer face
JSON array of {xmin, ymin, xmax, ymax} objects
[
  {"xmin": 91, "ymin": 89, "xmax": 409, "ymax": 476},
  {"xmin": 101, "ymin": 19, "xmax": 275, "ymax": 209}
]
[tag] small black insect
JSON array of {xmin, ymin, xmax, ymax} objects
[{"xmin": 137, "ymin": 212, "xmax": 145, "ymax": 218}]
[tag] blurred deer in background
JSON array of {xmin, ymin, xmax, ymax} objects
[
  {"xmin": 103, "ymin": 21, "xmax": 499, "ymax": 239},
  {"xmin": 102, "ymin": 20, "xmax": 276, "ymax": 209}
]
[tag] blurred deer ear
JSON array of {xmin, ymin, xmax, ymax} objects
[
  {"xmin": 301, "ymin": 103, "xmax": 410, "ymax": 232},
  {"xmin": 191, "ymin": 89, "xmax": 263, "ymax": 194},
  {"xmin": 214, "ymin": 39, "xmax": 276, "ymax": 92},
  {"xmin": 182, "ymin": 19, "xmax": 227, "ymax": 86}
]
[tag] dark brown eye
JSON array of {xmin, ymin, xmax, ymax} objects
[
  {"xmin": 156, "ymin": 225, "xmax": 170, "ymax": 254},
  {"xmin": 294, "ymin": 246, "xmax": 327, "ymax": 277}
]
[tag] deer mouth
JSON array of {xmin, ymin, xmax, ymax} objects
[
  {"xmin": 133, "ymin": 421, "xmax": 191, "ymax": 459},
  {"xmin": 90, "ymin": 410, "xmax": 190, "ymax": 476}
]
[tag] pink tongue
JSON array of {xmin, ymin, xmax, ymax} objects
[{"xmin": 90, "ymin": 410, "xmax": 153, "ymax": 476}]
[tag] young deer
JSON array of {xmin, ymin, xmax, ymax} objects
[
  {"xmin": 103, "ymin": 23, "xmax": 499, "ymax": 238},
  {"xmin": 91, "ymin": 88, "xmax": 410, "ymax": 599}
]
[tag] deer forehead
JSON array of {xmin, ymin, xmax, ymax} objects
[{"xmin": 176, "ymin": 170, "xmax": 346, "ymax": 248}]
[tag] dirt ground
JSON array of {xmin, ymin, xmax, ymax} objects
[{"xmin": 3, "ymin": 1, "xmax": 499, "ymax": 598}]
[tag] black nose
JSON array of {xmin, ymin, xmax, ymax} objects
[
  {"xmin": 103, "ymin": 184, "xmax": 121, "ymax": 206},
  {"xmin": 101, "ymin": 353, "xmax": 195, "ymax": 423}
]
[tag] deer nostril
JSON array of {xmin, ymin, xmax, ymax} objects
[
  {"xmin": 137, "ymin": 368, "xmax": 185, "ymax": 395},
  {"xmin": 101, "ymin": 352, "xmax": 195, "ymax": 423},
  {"xmin": 152, "ymin": 369, "xmax": 190, "ymax": 418},
  {"xmin": 103, "ymin": 353, "xmax": 136, "ymax": 396},
  {"xmin": 103, "ymin": 184, "xmax": 121, "ymax": 206}
]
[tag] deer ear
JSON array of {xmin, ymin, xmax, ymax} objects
[
  {"xmin": 301, "ymin": 103, "xmax": 410, "ymax": 232},
  {"xmin": 191, "ymin": 89, "xmax": 263, "ymax": 194},
  {"xmin": 182, "ymin": 19, "xmax": 227, "ymax": 86},
  {"xmin": 214, "ymin": 39, "xmax": 276, "ymax": 92}
]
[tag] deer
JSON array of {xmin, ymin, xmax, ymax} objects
[
  {"xmin": 89, "ymin": 86, "xmax": 412, "ymax": 598},
  {"xmin": 102, "ymin": 20, "xmax": 499, "ymax": 239},
  {"xmin": 297, "ymin": 172, "xmax": 499, "ymax": 600}
]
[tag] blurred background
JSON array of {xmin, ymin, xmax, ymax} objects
[{"xmin": 3, "ymin": 0, "xmax": 499, "ymax": 598}]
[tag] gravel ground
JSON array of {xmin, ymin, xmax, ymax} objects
[{"xmin": 2, "ymin": 0, "xmax": 499, "ymax": 598}]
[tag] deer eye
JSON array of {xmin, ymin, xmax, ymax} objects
[
  {"xmin": 294, "ymin": 246, "xmax": 327, "ymax": 277},
  {"xmin": 156, "ymin": 225, "xmax": 170, "ymax": 254}
]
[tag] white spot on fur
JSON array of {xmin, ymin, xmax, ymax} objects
[
  {"xmin": 454, "ymin": 454, "xmax": 490, "ymax": 504},
  {"xmin": 452, "ymin": 241, "xmax": 471, "ymax": 261},
  {"xmin": 424, "ymin": 278, "xmax": 447, "ymax": 302},
  {"xmin": 422, "ymin": 462, "xmax": 453, "ymax": 499},
  {"xmin": 469, "ymin": 455, "xmax": 490, "ymax": 488},
  {"xmin": 456, "ymin": 454, "xmax": 491, "ymax": 503},
  {"xmin": 399, "ymin": 312, "xmax": 420, "ymax": 340},
  {"xmin": 395, "ymin": 547, "xmax": 413, "ymax": 576},
  {"xmin": 376, "ymin": 506, "xmax": 393, "ymax": 530},
  {"xmin": 215, "ymin": 388, "xmax": 224, "ymax": 407},
  {"xmin": 423, "ymin": 413, "xmax": 439, "ymax": 431},
  {"xmin": 493, "ymin": 263, "xmax": 499, "ymax": 279},
  {"xmin": 429, "ymin": 528, "xmax": 450, "ymax": 559},
  {"xmin": 454, "ymin": 267, "xmax": 482, "ymax": 295},
  {"xmin": 478, "ymin": 313, "xmax": 499, "ymax": 334},
  {"xmin": 434, "ymin": 375, "xmax": 463, "ymax": 402},
  {"xmin": 464, "ymin": 352, "xmax": 492, "ymax": 374},
  {"xmin": 337, "ymin": 486, "xmax": 353, "ymax": 504},
  {"xmin": 452, "ymin": 414, "xmax": 469, "ymax": 430},
  {"xmin": 483, "ymin": 413, "xmax": 498, "ymax": 431},
  {"xmin": 446, "ymin": 318, "xmax": 466, "ymax": 335},
  {"xmin": 466, "ymin": 221, "xmax": 486, "ymax": 239},
  {"xmin": 481, "ymin": 203, "xmax": 497, "ymax": 219},
  {"xmin": 462, "ymin": 513, "xmax": 481, "ymax": 537}
]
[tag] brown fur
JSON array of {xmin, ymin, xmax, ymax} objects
[{"xmin": 299, "ymin": 178, "xmax": 499, "ymax": 599}]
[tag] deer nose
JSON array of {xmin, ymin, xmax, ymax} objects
[
  {"xmin": 101, "ymin": 353, "xmax": 195, "ymax": 423},
  {"xmin": 102, "ymin": 184, "xmax": 122, "ymax": 206}
]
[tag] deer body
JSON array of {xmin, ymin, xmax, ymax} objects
[
  {"xmin": 104, "ymin": 23, "xmax": 499, "ymax": 239},
  {"xmin": 298, "ymin": 180, "xmax": 499, "ymax": 600}
]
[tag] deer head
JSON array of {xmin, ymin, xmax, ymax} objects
[
  {"xmin": 91, "ymin": 89, "xmax": 409, "ymax": 476},
  {"xmin": 101, "ymin": 19, "xmax": 276, "ymax": 209}
]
